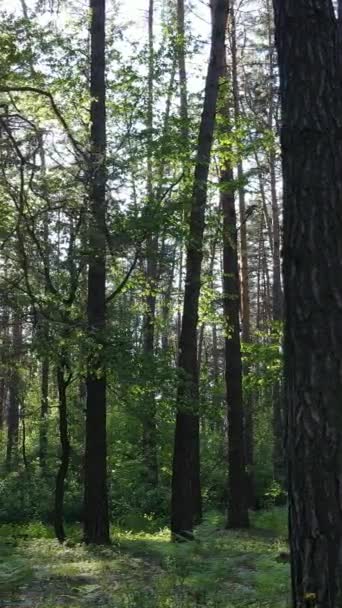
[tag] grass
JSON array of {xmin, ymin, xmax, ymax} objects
[{"xmin": 0, "ymin": 508, "xmax": 290, "ymax": 607}]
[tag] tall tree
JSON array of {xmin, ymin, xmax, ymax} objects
[
  {"xmin": 274, "ymin": 0, "xmax": 342, "ymax": 605},
  {"xmin": 54, "ymin": 358, "xmax": 71, "ymax": 543},
  {"xmin": 218, "ymin": 52, "xmax": 249, "ymax": 529},
  {"xmin": 142, "ymin": 0, "xmax": 159, "ymax": 488},
  {"xmin": 229, "ymin": 0, "xmax": 255, "ymax": 506},
  {"xmin": 6, "ymin": 311, "xmax": 22, "ymax": 471},
  {"xmin": 83, "ymin": 0, "xmax": 110, "ymax": 545},
  {"xmin": 171, "ymin": 0, "xmax": 229, "ymax": 540}
]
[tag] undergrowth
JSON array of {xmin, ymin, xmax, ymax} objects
[{"xmin": 0, "ymin": 508, "xmax": 290, "ymax": 607}]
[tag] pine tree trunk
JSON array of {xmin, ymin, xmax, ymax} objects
[
  {"xmin": 6, "ymin": 313, "xmax": 22, "ymax": 471},
  {"xmin": 230, "ymin": 2, "xmax": 255, "ymax": 508},
  {"xmin": 218, "ymin": 57, "xmax": 249, "ymax": 529},
  {"xmin": 54, "ymin": 363, "xmax": 70, "ymax": 543},
  {"xmin": 171, "ymin": 0, "xmax": 229, "ymax": 540},
  {"xmin": 221, "ymin": 164, "xmax": 249, "ymax": 529},
  {"xmin": 84, "ymin": 0, "xmax": 109, "ymax": 545},
  {"xmin": 39, "ymin": 356, "xmax": 49, "ymax": 470},
  {"xmin": 274, "ymin": 1, "xmax": 342, "ymax": 605},
  {"xmin": 0, "ymin": 304, "xmax": 9, "ymax": 431},
  {"xmin": 38, "ymin": 150, "xmax": 50, "ymax": 474},
  {"xmin": 142, "ymin": 0, "xmax": 158, "ymax": 489}
]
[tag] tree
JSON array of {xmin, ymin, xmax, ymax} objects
[
  {"xmin": 273, "ymin": 0, "xmax": 342, "ymax": 605},
  {"xmin": 171, "ymin": 0, "xmax": 229, "ymax": 540},
  {"xmin": 217, "ymin": 52, "xmax": 249, "ymax": 529},
  {"xmin": 229, "ymin": 0, "xmax": 255, "ymax": 507},
  {"xmin": 6, "ymin": 310, "xmax": 22, "ymax": 471},
  {"xmin": 83, "ymin": 0, "xmax": 110, "ymax": 545},
  {"xmin": 141, "ymin": 0, "xmax": 159, "ymax": 489}
]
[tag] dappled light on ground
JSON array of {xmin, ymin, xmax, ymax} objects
[{"xmin": 0, "ymin": 510, "xmax": 289, "ymax": 608}]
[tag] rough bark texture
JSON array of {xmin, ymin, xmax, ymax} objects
[
  {"xmin": 171, "ymin": 0, "xmax": 229, "ymax": 540},
  {"xmin": 54, "ymin": 364, "xmax": 70, "ymax": 543},
  {"xmin": 84, "ymin": 0, "xmax": 109, "ymax": 545},
  {"xmin": 273, "ymin": 1, "xmax": 342, "ymax": 605}
]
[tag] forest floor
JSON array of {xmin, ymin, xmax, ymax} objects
[{"xmin": 0, "ymin": 509, "xmax": 289, "ymax": 608}]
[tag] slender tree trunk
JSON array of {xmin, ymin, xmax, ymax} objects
[
  {"xmin": 142, "ymin": 0, "xmax": 158, "ymax": 488},
  {"xmin": 266, "ymin": 0, "xmax": 285, "ymax": 489},
  {"xmin": 6, "ymin": 313, "xmax": 22, "ymax": 471},
  {"xmin": 38, "ymin": 150, "xmax": 50, "ymax": 473},
  {"xmin": 39, "ymin": 353, "xmax": 49, "ymax": 470},
  {"xmin": 175, "ymin": 0, "xmax": 190, "ymax": 350},
  {"xmin": 218, "ymin": 58, "xmax": 249, "ymax": 529},
  {"xmin": 20, "ymin": 0, "xmax": 51, "ymax": 473},
  {"xmin": 221, "ymin": 167, "xmax": 249, "ymax": 528},
  {"xmin": 230, "ymin": 0, "xmax": 255, "ymax": 508},
  {"xmin": 54, "ymin": 363, "xmax": 70, "ymax": 543},
  {"xmin": 171, "ymin": 0, "xmax": 229, "ymax": 540},
  {"xmin": 84, "ymin": 0, "xmax": 109, "ymax": 545},
  {"xmin": 0, "ymin": 305, "xmax": 9, "ymax": 431},
  {"xmin": 274, "ymin": 1, "xmax": 342, "ymax": 605},
  {"xmin": 254, "ymin": 152, "xmax": 274, "ymax": 256},
  {"xmin": 161, "ymin": 245, "xmax": 177, "ymax": 352}
]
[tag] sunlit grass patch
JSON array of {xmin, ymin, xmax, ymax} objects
[{"xmin": 0, "ymin": 509, "xmax": 290, "ymax": 607}]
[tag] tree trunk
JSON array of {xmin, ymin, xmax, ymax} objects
[
  {"xmin": 6, "ymin": 313, "xmax": 22, "ymax": 471},
  {"xmin": 20, "ymin": 0, "xmax": 51, "ymax": 474},
  {"xmin": 84, "ymin": 0, "xmax": 110, "ymax": 545},
  {"xmin": 230, "ymin": 1, "xmax": 255, "ymax": 508},
  {"xmin": 218, "ymin": 58, "xmax": 249, "ymax": 529},
  {"xmin": 274, "ymin": 1, "xmax": 342, "ymax": 605},
  {"xmin": 171, "ymin": 0, "xmax": 229, "ymax": 540},
  {"xmin": 39, "ymin": 356, "xmax": 49, "ymax": 471},
  {"xmin": 54, "ymin": 363, "xmax": 70, "ymax": 543},
  {"xmin": 0, "ymin": 304, "xmax": 9, "ymax": 431},
  {"xmin": 142, "ymin": 0, "xmax": 159, "ymax": 489},
  {"xmin": 221, "ymin": 164, "xmax": 249, "ymax": 528}
]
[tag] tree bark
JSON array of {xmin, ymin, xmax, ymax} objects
[
  {"xmin": 171, "ymin": 0, "xmax": 229, "ymax": 540},
  {"xmin": 142, "ymin": 0, "xmax": 159, "ymax": 489},
  {"xmin": 0, "ymin": 304, "xmax": 9, "ymax": 431},
  {"xmin": 218, "ymin": 55, "xmax": 249, "ymax": 529},
  {"xmin": 273, "ymin": 1, "xmax": 342, "ymax": 605},
  {"xmin": 6, "ymin": 312, "xmax": 22, "ymax": 471},
  {"xmin": 54, "ymin": 363, "xmax": 70, "ymax": 543},
  {"xmin": 230, "ymin": 0, "xmax": 255, "ymax": 508},
  {"xmin": 83, "ymin": 0, "xmax": 110, "ymax": 545}
]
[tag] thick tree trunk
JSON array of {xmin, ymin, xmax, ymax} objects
[
  {"xmin": 84, "ymin": 0, "xmax": 109, "ymax": 545},
  {"xmin": 54, "ymin": 363, "xmax": 70, "ymax": 543},
  {"xmin": 171, "ymin": 0, "xmax": 229, "ymax": 540},
  {"xmin": 273, "ymin": 1, "xmax": 342, "ymax": 605}
]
